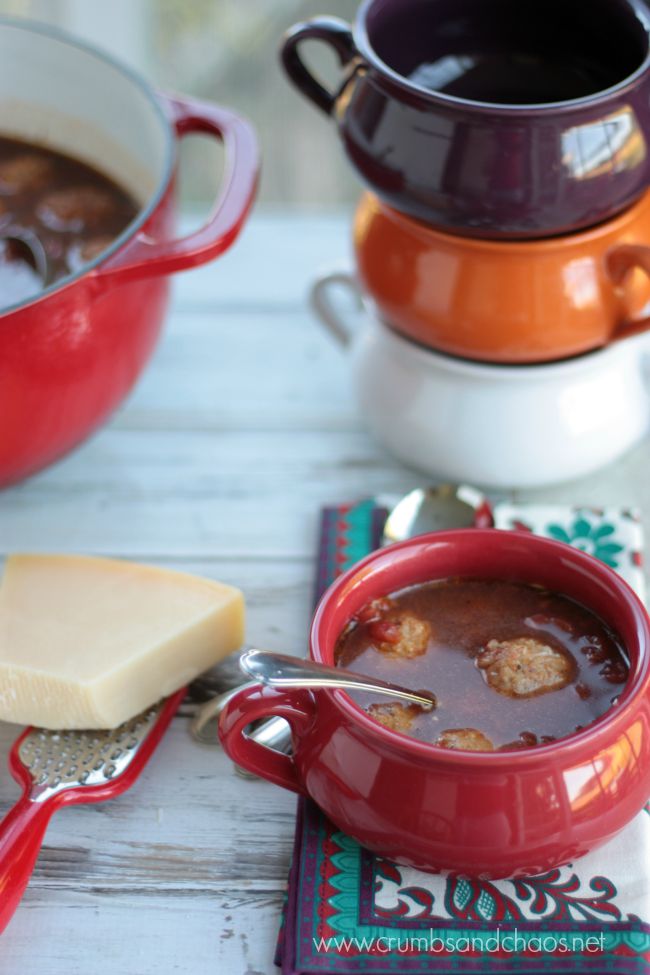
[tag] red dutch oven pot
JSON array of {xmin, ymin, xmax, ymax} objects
[
  {"xmin": 0, "ymin": 19, "xmax": 259, "ymax": 486},
  {"xmin": 220, "ymin": 530, "xmax": 650, "ymax": 878}
]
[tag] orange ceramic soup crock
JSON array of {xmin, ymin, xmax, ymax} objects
[{"xmin": 354, "ymin": 191, "xmax": 650, "ymax": 364}]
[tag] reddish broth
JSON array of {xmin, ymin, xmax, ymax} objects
[
  {"xmin": 334, "ymin": 579, "xmax": 628, "ymax": 751},
  {"xmin": 0, "ymin": 136, "xmax": 139, "ymax": 308}
]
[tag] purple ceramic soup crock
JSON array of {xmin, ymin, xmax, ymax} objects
[{"xmin": 281, "ymin": 0, "xmax": 650, "ymax": 239}]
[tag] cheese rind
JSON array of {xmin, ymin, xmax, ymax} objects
[{"xmin": 0, "ymin": 554, "xmax": 245, "ymax": 728}]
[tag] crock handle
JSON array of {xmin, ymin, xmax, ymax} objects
[
  {"xmin": 95, "ymin": 93, "xmax": 259, "ymax": 284},
  {"xmin": 309, "ymin": 270, "xmax": 364, "ymax": 348},
  {"xmin": 605, "ymin": 244, "xmax": 650, "ymax": 343},
  {"xmin": 218, "ymin": 683, "xmax": 316, "ymax": 794},
  {"xmin": 281, "ymin": 17, "xmax": 357, "ymax": 116}
]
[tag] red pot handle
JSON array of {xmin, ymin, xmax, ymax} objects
[
  {"xmin": 218, "ymin": 683, "xmax": 316, "ymax": 794},
  {"xmin": 95, "ymin": 93, "xmax": 259, "ymax": 285}
]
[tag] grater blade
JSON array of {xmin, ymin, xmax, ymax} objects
[{"xmin": 17, "ymin": 701, "xmax": 164, "ymax": 801}]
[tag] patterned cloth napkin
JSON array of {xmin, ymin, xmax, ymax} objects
[{"xmin": 276, "ymin": 499, "xmax": 650, "ymax": 975}]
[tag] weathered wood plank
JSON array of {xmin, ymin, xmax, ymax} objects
[
  {"xmin": 0, "ymin": 888, "xmax": 285, "ymax": 975},
  {"xmin": 0, "ymin": 725, "xmax": 296, "ymax": 893},
  {"xmin": 117, "ymin": 308, "xmax": 358, "ymax": 433},
  {"xmin": 171, "ymin": 211, "xmax": 351, "ymax": 311},
  {"xmin": 0, "ymin": 724, "xmax": 294, "ymax": 973},
  {"xmin": 0, "ymin": 429, "xmax": 422, "ymax": 558},
  {"xmin": 4, "ymin": 427, "xmax": 649, "ymax": 560}
]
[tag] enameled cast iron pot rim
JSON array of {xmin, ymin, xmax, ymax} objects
[
  {"xmin": 310, "ymin": 529, "xmax": 650, "ymax": 766},
  {"xmin": 0, "ymin": 15, "xmax": 174, "ymax": 319},
  {"xmin": 352, "ymin": 0, "xmax": 650, "ymax": 113}
]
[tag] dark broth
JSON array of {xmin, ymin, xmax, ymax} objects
[
  {"xmin": 0, "ymin": 136, "xmax": 139, "ymax": 307},
  {"xmin": 335, "ymin": 579, "xmax": 629, "ymax": 750}
]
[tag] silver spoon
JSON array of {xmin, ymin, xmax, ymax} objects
[
  {"xmin": 193, "ymin": 487, "xmax": 490, "ymax": 767},
  {"xmin": 235, "ymin": 485, "xmax": 489, "ymax": 757},
  {"xmin": 381, "ymin": 484, "xmax": 493, "ymax": 546},
  {"xmin": 191, "ymin": 645, "xmax": 437, "ymax": 773},
  {"xmin": 240, "ymin": 648, "xmax": 436, "ymax": 710},
  {"xmin": 0, "ymin": 233, "xmax": 50, "ymax": 285}
]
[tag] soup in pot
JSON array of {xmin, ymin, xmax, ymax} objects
[
  {"xmin": 334, "ymin": 578, "xmax": 628, "ymax": 751},
  {"xmin": 0, "ymin": 136, "xmax": 139, "ymax": 308}
]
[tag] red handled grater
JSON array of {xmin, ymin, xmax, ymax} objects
[{"xmin": 0, "ymin": 687, "xmax": 186, "ymax": 933}]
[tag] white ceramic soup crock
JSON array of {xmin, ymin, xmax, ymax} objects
[{"xmin": 310, "ymin": 271, "xmax": 650, "ymax": 489}]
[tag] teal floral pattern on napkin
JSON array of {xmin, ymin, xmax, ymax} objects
[
  {"xmin": 493, "ymin": 504, "xmax": 645, "ymax": 601},
  {"xmin": 545, "ymin": 517, "xmax": 624, "ymax": 567}
]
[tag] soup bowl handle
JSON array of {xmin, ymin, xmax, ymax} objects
[
  {"xmin": 605, "ymin": 243, "xmax": 650, "ymax": 344},
  {"xmin": 310, "ymin": 270, "xmax": 365, "ymax": 348},
  {"xmin": 218, "ymin": 683, "xmax": 316, "ymax": 794},
  {"xmin": 281, "ymin": 17, "xmax": 357, "ymax": 116},
  {"xmin": 93, "ymin": 93, "xmax": 259, "ymax": 286}
]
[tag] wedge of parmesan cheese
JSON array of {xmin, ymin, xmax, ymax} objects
[{"xmin": 0, "ymin": 554, "xmax": 244, "ymax": 728}]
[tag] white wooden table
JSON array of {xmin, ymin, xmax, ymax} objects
[{"xmin": 0, "ymin": 212, "xmax": 648, "ymax": 975}]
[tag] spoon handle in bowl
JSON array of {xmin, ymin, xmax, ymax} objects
[{"xmin": 239, "ymin": 649, "xmax": 435, "ymax": 710}]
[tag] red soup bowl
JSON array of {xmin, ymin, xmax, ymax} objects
[
  {"xmin": 0, "ymin": 19, "xmax": 258, "ymax": 486},
  {"xmin": 219, "ymin": 530, "xmax": 650, "ymax": 878}
]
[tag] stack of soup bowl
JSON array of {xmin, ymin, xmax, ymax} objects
[{"xmin": 282, "ymin": 0, "xmax": 650, "ymax": 489}]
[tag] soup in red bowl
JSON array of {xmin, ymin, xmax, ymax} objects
[
  {"xmin": 220, "ymin": 530, "xmax": 650, "ymax": 878},
  {"xmin": 335, "ymin": 577, "xmax": 629, "ymax": 751}
]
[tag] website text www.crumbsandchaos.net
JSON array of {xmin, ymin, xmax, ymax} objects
[{"xmin": 313, "ymin": 929, "xmax": 606, "ymax": 956}]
